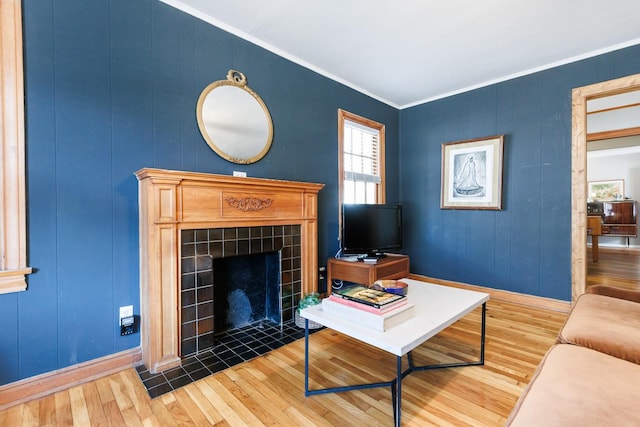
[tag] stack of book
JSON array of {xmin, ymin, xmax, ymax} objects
[{"xmin": 322, "ymin": 285, "xmax": 414, "ymax": 332}]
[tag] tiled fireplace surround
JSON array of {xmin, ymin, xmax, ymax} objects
[
  {"xmin": 135, "ymin": 168, "xmax": 323, "ymax": 374},
  {"xmin": 180, "ymin": 225, "xmax": 301, "ymax": 357}
]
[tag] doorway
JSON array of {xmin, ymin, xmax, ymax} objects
[{"xmin": 571, "ymin": 73, "xmax": 640, "ymax": 302}]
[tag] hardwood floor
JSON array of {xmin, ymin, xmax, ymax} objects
[
  {"xmin": 587, "ymin": 247, "xmax": 640, "ymax": 291},
  {"xmin": 0, "ymin": 298, "xmax": 567, "ymax": 426}
]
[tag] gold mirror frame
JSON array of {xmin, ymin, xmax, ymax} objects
[{"xmin": 196, "ymin": 70, "xmax": 273, "ymax": 164}]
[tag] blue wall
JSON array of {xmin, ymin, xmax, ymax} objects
[
  {"xmin": 0, "ymin": 0, "xmax": 399, "ymax": 385},
  {"xmin": 3, "ymin": 0, "xmax": 640, "ymax": 387},
  {"xmin": 400, "ymin": 44, "xmax": 640, "ymax": 301}
]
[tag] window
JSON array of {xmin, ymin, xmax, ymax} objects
[
  {"xmin": 0, "ymin": 0, "xmax": 31, "ymax": 293},
  {"xmin": 338, "ymin": 109, "xmax": 385, "ymax": 205}
]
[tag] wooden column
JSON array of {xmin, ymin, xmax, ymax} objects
[
  {"xmin": 137, "ymin": 175, "xmax": 182, "ymax": 373},
  {"xmin": 0, "ymin": 0, "xmax": 32, "ymax": 293}
]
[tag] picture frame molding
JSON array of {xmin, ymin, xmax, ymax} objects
[{"xmin": 440, "ymin": 135, "xmax": 505, "ymax": 210}]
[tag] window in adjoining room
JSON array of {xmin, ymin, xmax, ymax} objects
[{"xmin": 338, "ymin": 109, "xmax": 386, "ymax": 205}]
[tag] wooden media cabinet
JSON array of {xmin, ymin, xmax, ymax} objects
[{"xmin": 327, "ymin": 254, "xmax": 410, "ymax": 287}]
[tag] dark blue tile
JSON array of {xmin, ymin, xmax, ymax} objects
[
  {"xmin": 169, "ymin": 375, "xmax": 192, "ymax": 389},
  {"xmin": 205, "ymin": 359, "xmax": 229, "ymax": 373},
  {"xmin": 181, "ymin": 230, "xmax": 196, "ymax": 243},
  {"xmin": 181, "ymin": 243, "xmax": 195, "ymax": 257},
  {"xmin": 237, "ymin": 348, "xmax": 259, "ymax": 361},
  {"xmin": 280, "ymin": 336, "xmax": 297, "ymax": 345},
  {"xmin": 148, "ymin": 383, "xmax": 173, "ymax": 399},
  {"xmin": 189, "ymin": 368, "xmax": 211, "ymax": 381},
  {"xmin": 142, "ymin": 375, "xmax": 167, "ymax": 389},
  {"xmin": 253, "ymin": 344, "xmax": 272, "ymax": 355},
  {"xmin": 225, "ymin": 355, "xmax": 245, "ymax": 367},
  {"xmin": 216, "ymin": 349, "xmax": 235, "ymax": 360},
  {"xmin": 181, "ymin": 273, "xmax": 196, "ymax": 290},
  {"xmin": 163, "ymin": 366, "xmax": 188, "ymax": 381},
  {"xmin": 183, "ymin": 360, "xmax": 206, "ymax": 374},
  {"xmin": 195, "ymin": 229, "xmax": 208, "ymax": 242},
  {"xmin": 227, "ymin": 341, "xmax": 249, "ymax": 351},
  {"xmin": 209, "ymin": 228, "xmax": 223, "ymax": 240}
]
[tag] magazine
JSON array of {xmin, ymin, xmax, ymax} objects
[{"xmin": 332, "ymin": 285, "xmax": 406, "ymax": 309}]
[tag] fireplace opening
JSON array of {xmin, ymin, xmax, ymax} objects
[{"xmin": 212, "ymin": 252, "xmax": 281, "ymax": 332}]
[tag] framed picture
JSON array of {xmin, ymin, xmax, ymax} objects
[
  {"xmin": 588, "ymin": 179, "xmax": 624, "ymax": 201},
  {"xmin": 441, "ymin": 135, "xmax": 504, "ymax": 210}
]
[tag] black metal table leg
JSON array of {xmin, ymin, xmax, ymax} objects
[
  {"xmin": 395, "ymin": 355, "xmax": 402, "ymax": 426},
  {"xmin": 408, "ymin": 302, "xmax": 487, "ymax": 373},
  {"xmin": 304, "ymin": 318, "xmax": 310, "ymax": 395}
]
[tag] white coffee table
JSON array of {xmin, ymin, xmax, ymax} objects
[{"xmin": 300, "ymin": 278, "xmax": 489, "ymax": 426}]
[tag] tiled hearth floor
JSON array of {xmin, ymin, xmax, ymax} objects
[{"xmin": 136, "ymin": 319, "xmax": 321, "ymax": 398}]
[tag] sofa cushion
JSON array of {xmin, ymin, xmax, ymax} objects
[
  {"xmin": 558, "ymin": 293, "xmax": 640, "ymax": 364},
  {"xmin": 506, "ymin": 344, "xmax": 640, "ymax": 426}
]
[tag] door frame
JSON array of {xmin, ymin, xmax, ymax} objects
[{"xmin": 571, "ymin": 73, "xmax": 640, "ymax": 302}]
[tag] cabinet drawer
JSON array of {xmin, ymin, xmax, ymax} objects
[{"xmin": 601, "ymin": 225, "xmax": 637, "ymax": 236}]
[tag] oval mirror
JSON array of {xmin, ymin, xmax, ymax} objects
[{"xmin": 196, "ymin": 70, "xmax": 273, "ymax": 164}]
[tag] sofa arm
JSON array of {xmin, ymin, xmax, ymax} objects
[{"xmin": 586, "ymin": 285, "xmax": 640, "ymax": 303}]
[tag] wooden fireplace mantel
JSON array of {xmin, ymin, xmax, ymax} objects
[{"xmin": 135, "ymin": 168, "xmax": 324, "ymax": 373}]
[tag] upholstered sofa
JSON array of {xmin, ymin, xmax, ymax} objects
[{"xmin": 505, "ymin": 285, "xmax": 640, "ymax": 426}]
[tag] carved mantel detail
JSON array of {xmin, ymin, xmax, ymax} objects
[
  {"xmin": 225, "ymin": 196, "xmax": 273, "ymax": 212},
  {"xmin": 135, "ymin": 168, "xmax": 323, "ymax": 373}
]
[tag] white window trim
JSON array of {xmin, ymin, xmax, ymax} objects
[
  {"xmin": 0, "ymin": 0, "xmax": 32, "ymax": 293},
  {"xmin": 338, "ymin": 109, "xmax": 386, "ymax": 206}
]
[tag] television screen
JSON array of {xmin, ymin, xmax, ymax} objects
[{"xmin": 341, "ymin": 204, "xmax": 403, "ymax": 257}]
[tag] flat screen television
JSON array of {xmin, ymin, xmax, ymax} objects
[{"xmin": 341, "ymin": 204, "xmax": 403, "ymax": 258}]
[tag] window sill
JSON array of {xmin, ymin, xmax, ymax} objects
[{"xmin": 0, "ymin": 268, "xmax": 32, "ymax": 294}]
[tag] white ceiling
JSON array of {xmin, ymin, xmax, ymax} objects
[{"xmin": 162, "ymin": 0, "xmax": 640, "ymax": 109}]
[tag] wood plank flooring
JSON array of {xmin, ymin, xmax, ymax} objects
[
  {"xmin": 587, "ymin": 247, "xmax": 640, "ymax": 291},
  {"xmin": 0, "ymin": 298, "xmax": 567, "ymax": 426}
]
